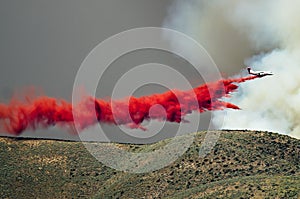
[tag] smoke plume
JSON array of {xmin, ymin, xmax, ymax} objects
[
  {"xmin": 0, "ymin": 77, "xmax": 256, "ymax": 135},
  {"xmin": 164, "ymin": 0, "xmax": 300, "ymax": 138}
]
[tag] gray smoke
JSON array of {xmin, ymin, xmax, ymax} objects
[{"xmin": 164, "ymin": 0, "xmax": 300, "ymax": 138}]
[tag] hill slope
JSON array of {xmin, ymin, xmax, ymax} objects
[{"xmin": 0, "ymin": 130, "xmax": 299, "ymax": 198}]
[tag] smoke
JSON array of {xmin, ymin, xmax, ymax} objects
[
  {"xmin": 164, "ymin": 0, "xmax": 300, "ymax": 138},
  {"xmin": 0, "ymin": 77, "xmax": 257, "ymax": 135}
]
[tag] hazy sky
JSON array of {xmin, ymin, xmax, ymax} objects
[
  {"xmin": 0, "ymin": 0, "xmax": 171, "ymax": 100},
  {"xmin": 1, "ymin": 1, "xmax": 216, "ymax": 143}
]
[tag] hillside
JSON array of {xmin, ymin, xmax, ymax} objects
[{"xmin": 0, "ymin": 130, "xmax": 299, "ymax": 198}]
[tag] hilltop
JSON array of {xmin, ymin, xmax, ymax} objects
[{"xmin": 0, "ymin": 130, "xmax": 299, "ymax": 198}]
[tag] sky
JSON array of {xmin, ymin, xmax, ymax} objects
[
  {"xmin": 0, "ymin": 0, "xmax": 170, "ymax": 101},
  {"xmin": 1, "ymin": 1, "xmax": 299, "ymax": 142},
  {"xmin": 1, "ymin": 1, "xmax": 212, "ymax": 143}
]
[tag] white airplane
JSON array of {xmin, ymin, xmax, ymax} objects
[{"xmin": 247, "ymin": 67, "xmax": 273, "ymax": 77}]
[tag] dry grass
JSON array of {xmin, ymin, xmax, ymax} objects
[{"xmin": 0, "ymin": 130, "xmax": 299, "ymax": 198}]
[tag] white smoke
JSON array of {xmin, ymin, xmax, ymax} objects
[{"xmin": 164, "ymin": 0, "xmax": 300, "ymax": 138}]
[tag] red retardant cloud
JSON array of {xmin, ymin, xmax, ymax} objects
[{"xmin": 0, "ymin": 76, "xmax": 257, "ymax": 135}]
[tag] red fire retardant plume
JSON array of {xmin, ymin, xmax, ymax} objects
[{"xmin": 0, "ymin": 76, "xmax": 257, "ymax": 135}]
